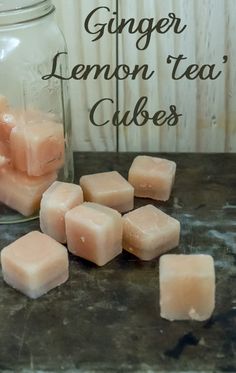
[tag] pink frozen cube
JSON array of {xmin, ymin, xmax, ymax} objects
[
  {"xmin": 10, "ymin": 120, "xmax": 65, "ymax": 176},
  {"xmin": 1, "ymin": 231, "xmax": 69, "ymax": 299},
  {"xmin": 128, "ymin": 155, "xmax": 176, "ymax": 201},
  {"xmin": 0, "ymin": 110, "xmax": 19, "ymax": 142},
  {"xmin": 159, "ymin": 254, "xmax": 215, "ymax": 321},
  {"xmin": 0, "ymin": 95, "xmax": 8, "ymax": 112},
  {"xmin": 40, "ymin": 181, "xmax": 84, "ymax": 243},
  {"xmin": 0, "ymin": 166, "xmax": 57, "ymax": 216},
  {"xmin": 80, "ymin": 171, "xmax": 134, "ymax": 213},
  {"xmin": 0, "ymin": 141, "xmax": 10, "ymax": 169},
  {"xmin": 123, "ymin": 205, "xmax": 180, "ymax": 260},
  {"xmin": 65, "ymin": 202, "xmax": 123, "ymax": 266}
]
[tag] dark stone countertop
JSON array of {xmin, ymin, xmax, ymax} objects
[{"xmin": 0, "ymin": 152, "xmax": 235, "ymax": 373}]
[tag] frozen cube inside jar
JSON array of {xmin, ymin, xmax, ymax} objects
[
  {"xmin": 123, "ymin": 205, "xmax": 180, "ymax": 260},
  {"xmin": 128, "ymin": 155, "xmax": 176, "ymax": 201},
  {"xmin": 65, "ymin": 202, "xmax": 123, "ymax": 266},
  {"xmin": 40, "ymin": 181, "xmax": 84, "ymax": 243},
  {"xmin": 159, "ymin": 254, "xmax": 215, "ymax": 321},
  {"xmin": 0, "ymin": 167, "xmax": 57, "ymax": 216},
  {"xmin": 10, "ymin": 121, "xmax": 65, "ymax": 176},
  {"xmin": 0, "ymin": 109, "xmax": 58, "ymax": 142},
  {"xmin": 0, "ymin": 141, "xmax": 10, "ymax": 168},
  {"xmin": 0, "ymin": 156, "xmax": 8, "ymax": 168},
  {"xmin": 0, "ymin": 95, "xmax": 8, "ymax": 112},
  {"xmin": 0, "ymin": 110, "xmax": 19, "ymax": 142},
  {"xmin": 1, "ymin": 231, "xmax": 69, "ymax": 299},
  {"xmin": 80, "ymin": 171, "xmax": 134, "ymax": 213}
]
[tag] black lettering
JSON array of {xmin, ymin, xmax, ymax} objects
[
  {"xmin": 136, "ymin": 18, "xmax": 155, "ymax": 50},
  {"xmin": 71, "ymin": 64, "xmax": 86, "ymax": 80},
  {"xmin": 112, "ymin": 111, "xmax": 133, "ymax": 126},
  {"xmin": 167, "ymin": 54, "xmax": 188, "ymax": 80},
  {"xmin": 84, "ymin": 6, "xmax": 110, "ymax": 42},
  {"xmin": 169, "ymin": 13, "xmax": 187, "ymax": 34},
  {"xmin": 198, "ymin": 65, "xmax": 222, "ymax": 80},
  {"xmin": 167, "ymin": 105, "xmax": 182, "ymax": 126},
  {"xmin": 90, "ymin": 98, "xmax": 113, "ymax": 126},
  {"xmin": 133, "ymin": 96, "xmax": 150, "ymax": 126},
  {"xmin": 42, "ymin": 52, "xmax": 70, "ymax": 80},
  {"xmin": 131, "ymin": 65, "xmax": 155, "ymax": 80},
  {"xmin": 152, "ymin": 111, "xmax": 167, "ymax": 126}
]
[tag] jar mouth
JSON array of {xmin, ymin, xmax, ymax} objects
[{"xmin": 0, "ymin": 0, "xmax": 55, "ymax": 26}]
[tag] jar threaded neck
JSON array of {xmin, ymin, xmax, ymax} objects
[{"xmin": 0, "ymin": 0, "xmax": 55, "ymax": 26}]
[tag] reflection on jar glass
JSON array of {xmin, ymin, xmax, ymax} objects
[{"xmin": 0, "ymin": 0, "xmax": 74, "ymax": 224}]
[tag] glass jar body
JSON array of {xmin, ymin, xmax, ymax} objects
[{"xmin": 0, "ymin": 1, "xmax": 74, "ymax": 223}]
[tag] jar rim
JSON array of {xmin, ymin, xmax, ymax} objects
[
  {"xmin": 0, "ymin": 0, "xmax": 55, "ymax": 26},
  {"xmin": 0, "ymin": 0, "xmax": 46, "ymax": 13}
]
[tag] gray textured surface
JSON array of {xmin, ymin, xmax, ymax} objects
[{"xmin": 0, "ymin": 153, "xmax": 235, "ymax": 373}]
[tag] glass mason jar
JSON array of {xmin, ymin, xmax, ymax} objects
[{"xmin": 0, "ymin": 0, "xmax": 74, "ymax": 224}]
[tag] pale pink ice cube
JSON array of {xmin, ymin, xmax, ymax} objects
[
  {"xmin": 0, "ymin": 167, "xmax": 57, "ymax": 216},
  {"xmin": 0, "ymin": 111, "xmax": 19, "ymax": 142},
  {"xmin": 1, "ymin": 231, "xmax": 69, "ymax": 299},
  {"xmin": 128, "ymin": 156, "xmax": 176, "ymax": 201},
  {"xmin": 0, "ymin": 141, "xmax": 10, "ymax": 168},
  {"xmin": 123, "ymin": 205, "xmax": 180, "ymax": 260},
  {"xmin": 0, "ymin": 156, "xmax": 7, "ymax": 168},
  {"xmin": 10, "ymin": 121, "xmax": 64, "ymax": 176},
  {"xmin": 159, "ymin": 254, "xmax": 215, "ymax": 321},
  {"xmin": 40, "ymin": 181, "xmax": 84, "ymax": 243},
  {"xmin": 0, "ymin": 95, "xmax": 8, "ymax": 112},
  {"xmin": 80, "ymin": 171, "xmax": 134, "ymax": 213},
  {"xmin": 65, "ymin": 202, "xmax": 123, "ymax": 266}
]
